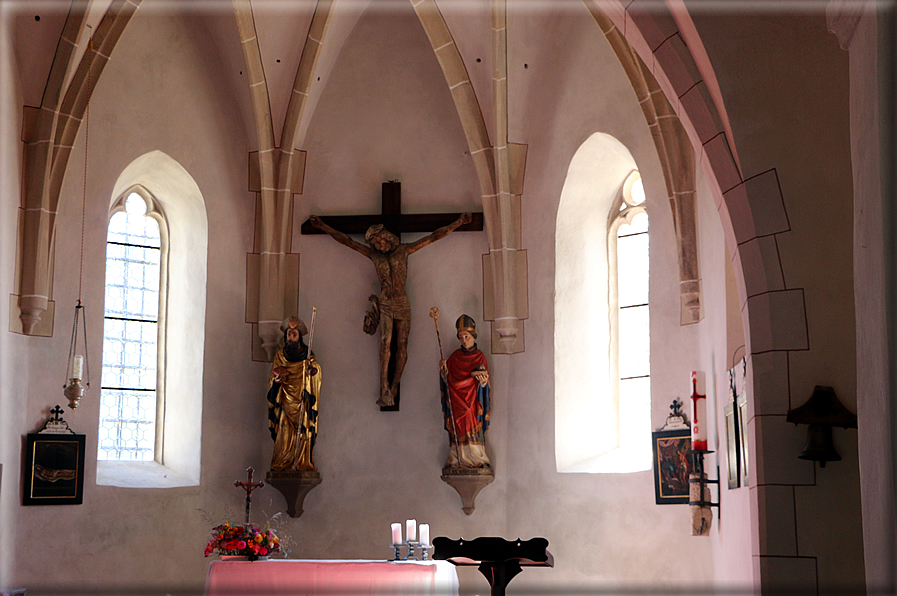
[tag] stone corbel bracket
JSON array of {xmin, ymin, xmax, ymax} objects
[
  {"xmin": 440, "ymin": 467, "xmax": 495, "ymax": 515},
  {"xmin": 265, "ymin": 470, "xmax": 322, "ymax": 518}
]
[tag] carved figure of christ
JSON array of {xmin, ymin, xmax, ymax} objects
[{"xmin": 304, "ymin": 182, "xmax": 481, "ymax": 410}]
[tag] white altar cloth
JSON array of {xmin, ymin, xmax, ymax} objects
[{"xmin": 204, "ymin": 559, "xmax": 460, "ymax": 596}]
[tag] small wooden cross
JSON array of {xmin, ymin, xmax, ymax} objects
[
  {"xmin": 234, "ymin": 467, "xmax": 265, "ymax": 526},
  {"xmin": 50, "ymin": 405, "xmax": 65, "ymax": 421}
]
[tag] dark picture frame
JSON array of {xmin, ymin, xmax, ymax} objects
[
  {"xmin": 726, "ymin": 356, "xmax": 749, "ymax": 489},
  {"xmin": 652, "ymin": 428, "xmax": 692, "ymax": 504},
  {"xmin": 23, "ymin": 433, "xmax": 86, "ymax": 506},
  {"xmin": 737, "ymin": 393, "xmax": 749, "ymax": 487},
  {"xmin": 724, "ymin": 401, "xmax": 740, "ymax": 489}
]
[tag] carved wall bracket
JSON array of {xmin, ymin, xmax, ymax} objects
[
  {"xmin": 441, "ymin": 467, "xmax": 494, "ymax": 515},
  {"xmin": 265, "ymin": 470, "xmax": 322, "ymax": 518}
]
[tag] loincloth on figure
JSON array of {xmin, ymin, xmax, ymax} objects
[{"xmin": 364, "ymin": 295, "xmax": 411, "ymax": 335}]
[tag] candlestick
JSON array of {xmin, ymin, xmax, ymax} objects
[
  {"xmin": 406, "ymin": 519, "xmax": 416, "ymax": 543},
  {"xmin": 391, "ymin": 523, "xmax": 402, "ymax": 545}
]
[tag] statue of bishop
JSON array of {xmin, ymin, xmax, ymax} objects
[
  {"xmin": 267, "ymin": 317, "xmax": 321, "ymax": 472},
  {"xmin": 440, "ymin": 314, "xmax": 491, "ymax": 469}
]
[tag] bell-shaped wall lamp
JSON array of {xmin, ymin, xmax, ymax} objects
[{"xmin": 786, "ymin": 386, "xmax": 857, "ymax": 468}]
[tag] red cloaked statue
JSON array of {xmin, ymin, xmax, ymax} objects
[{"xmin": 440, "ymin": 314, "xmax": 491, "ymax": 470}]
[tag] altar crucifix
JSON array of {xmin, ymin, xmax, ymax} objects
[
  {"xmin": 302, "ymin": 181, "xmax": 483, "ymax": 411},
  {"xmin": 234, "ymin": 467, "xmax": 265, "ymax": 526}
]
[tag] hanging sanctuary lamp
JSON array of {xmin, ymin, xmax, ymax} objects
[{"xmin": 63, "ymin": 27, "xmax": 94, "ymax": 409}]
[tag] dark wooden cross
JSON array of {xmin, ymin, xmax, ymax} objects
[
  {"xmin": 50, "ymin": 405, "xmax": 65, "ymax": 421},
  {"xmin": 670, "ymin": 398, "xmax": 684, "ymax": 418},
  {"xmin": 301, "ymin": 181, "xmax": 484, "ymax": 412},
  {"xmin": 234, "ymin": 467, "xmax": 265, "ymax": 526},
  {"xmin": 300, "ymin": 181, "xmax": 484, "ymax": 237}
]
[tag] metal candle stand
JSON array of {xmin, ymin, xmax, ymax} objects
[
  {"xmin": 688, "ymin": 449, "xmax": 721, "ymax": 517},
  {"xmin": 390, "ymin": 541, "xmax": 433, "ymax": 561}
]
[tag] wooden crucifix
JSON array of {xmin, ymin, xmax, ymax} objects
[
  {"xmin": 234, "ymin": 467, "xmax": 265, "ymax": 526},
  {"xmin": 302, "ymin": 181, "xmax": 483, "ymax": 412}
]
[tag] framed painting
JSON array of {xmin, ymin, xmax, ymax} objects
[
  {"xmin": 652, "ymin": 428, "xmax": 692, "ymax": 504},
  {"xmin": 23, "ymin": 433, "xmax": 85, "ymax": 506}
]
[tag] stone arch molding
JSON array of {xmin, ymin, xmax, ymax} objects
[
  {"xmin": 583, "ymin": 0, "xmax": 810, "ymax": 590},
  {"xmin": 235, "ymin": 0, "xmax": 528, "ymax": 359},
  {"xmin": 410, "ymin": 0, "xmax": 529, "ymax": 355},
  {"xmin": 12, "ymin": 0, "xmax": 142, "ymax": 336}
]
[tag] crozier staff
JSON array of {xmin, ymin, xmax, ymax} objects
[
  {"xmin": 440, "ymin": 314, "xmax": 491, "ymax": 469},
  {"xmin": 267, "ymin": 316, "xmax": 321, "ymax": 472}
]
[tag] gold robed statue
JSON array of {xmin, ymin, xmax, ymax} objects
[{"xmin": 267, "ymin": 316, "xmax": 321, "ymax": 471}]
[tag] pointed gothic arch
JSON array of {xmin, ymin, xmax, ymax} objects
[
  {"xmin": 555, "ymin": 133, "xmax": 651, "ymax": 473},
  {"xmin": 96, "ymin": 150, "xmax": 207, "ymax": 488}
]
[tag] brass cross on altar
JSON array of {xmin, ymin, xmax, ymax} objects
[
  {"xmin": 302, "ymin": 181, "xmax": 483, "ymax": 412},
  {"xmin": 234, "ymin": 467, "xmax": 265, "ymax": 526}
]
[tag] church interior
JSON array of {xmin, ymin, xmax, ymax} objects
[{"xmin": 0, "ymin": 0, "xmax": 894, "ymax": 594}]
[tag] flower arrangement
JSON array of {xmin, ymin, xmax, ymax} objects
[{"xmin": 204, "ymin": 522, "xmax": 281, "ymax": 560}]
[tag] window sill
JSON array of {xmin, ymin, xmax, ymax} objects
[{"xmin": 96, "ymin": 460, "xmax": 198, "ymax": 488}]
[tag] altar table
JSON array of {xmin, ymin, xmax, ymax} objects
[{"xmin": 204, "ymin": 559, "xmax": 460, "ymax": 596}]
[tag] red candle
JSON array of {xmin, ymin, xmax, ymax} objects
[{"xmin": 690, "ymin": 371, "xmax": 707, "ymax": 451}]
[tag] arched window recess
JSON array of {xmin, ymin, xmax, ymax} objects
[
  {"xmin": 555, "ymin": 135, "xmax": 650, "ymax": 474},
  {"xmin": 95, "ymin": 150, "xmax": 207, "ymax": 488}
]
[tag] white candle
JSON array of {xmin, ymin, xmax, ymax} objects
[
  {"xmin": 419, "ymin": 523, "xmax": 430, "ymax": 546},
  {"xmin": 72, "ymin": 355, "xmax": 84, "ymax": 380},
  {"xmin": 406, "ymin": 519, "xmax": 416, "ymax": 542},
  {"xmin": 390, "ymin": 523, "xmax": 402, "ymax": 545}
]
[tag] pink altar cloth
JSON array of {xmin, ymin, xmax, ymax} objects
[{"xmin": 204, "ymin": 559, "xmax": 459, "ymax": 596}]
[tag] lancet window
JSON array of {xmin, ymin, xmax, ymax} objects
[
  {"xmin": 607, "ymin": 171, "xmax": 651, "ymax": 469},
  {"xmin": 98, "ymin": 191, "xmax": 167, "ymax": 461}
]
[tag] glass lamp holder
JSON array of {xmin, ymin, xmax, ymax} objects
[{"xmin": 62, "ymin": 302, "xmax": 90, "ymax": 409}]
